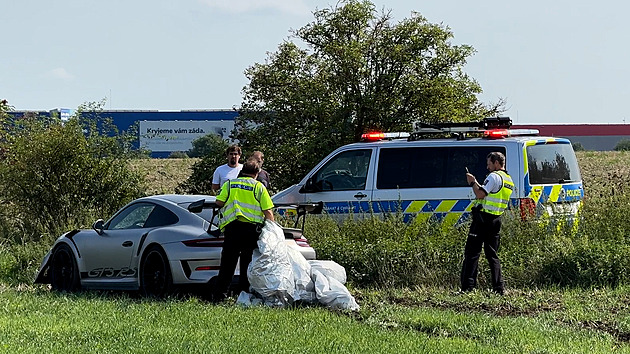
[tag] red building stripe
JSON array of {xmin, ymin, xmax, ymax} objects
[{"xmin": 513, "ymin": 124, "xmax": 630, "ymax": 137}]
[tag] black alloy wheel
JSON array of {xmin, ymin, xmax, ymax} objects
[
  {"xmin": 140, "ymin": 245, "xmax": 173, "ymax": 297},
  {"xmin": 50, "ymin": 244, "xmax": 80, "ymax": 292}
]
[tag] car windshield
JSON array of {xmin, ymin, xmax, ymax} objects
[{"xmin": 527, "ymin": 143, "xmax": 581, "ymax": 184}]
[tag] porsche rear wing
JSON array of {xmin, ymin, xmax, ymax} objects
[{"xmin": 186, "ymin": 198, "xmax": 322, "ymax": 233}]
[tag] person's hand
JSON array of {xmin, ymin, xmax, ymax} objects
[{"xmin": 466, "ymin": 173, "xmax": 476, "ymax": 186}]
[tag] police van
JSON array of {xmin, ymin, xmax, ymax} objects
[{"xmin": 272, "ymin": 117, "xmax": 584, "ymax": 224}]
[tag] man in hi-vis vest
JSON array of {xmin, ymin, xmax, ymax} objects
[
  {"xmin": 212, "ymin": 158, "xmax": 274, "ymax": 301},
  {"xmin": 461, "ymin": 151, "xmax": 514, "ymax": 295}
]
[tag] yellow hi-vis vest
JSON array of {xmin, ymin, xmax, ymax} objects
[
  {"xmin": 218, "ymin": 178, "xmax": 265, "ymax": 229},
  {"xmin": 480, "ymin": 170, "xmax": 514, "ymax": 216}
]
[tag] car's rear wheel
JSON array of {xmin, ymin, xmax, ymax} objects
[
  {"xmin": 140, "ymin": 245, "xmax": 172, "ymax": 297},
  {"xmin": 50, "ymin": 244, "xmax": 80, "ymax": 292}
]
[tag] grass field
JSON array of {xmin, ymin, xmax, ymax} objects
[
  {"xmin": 3, "ymin": 152, "xmax": 630, "ymax": 353},
  {"xmin": 128, "ymin": 158, "xmax": 198, "ymax": 195},
  {"xmin": 2, "ymin": 286, "xmax": 629, "ymax": 353}
]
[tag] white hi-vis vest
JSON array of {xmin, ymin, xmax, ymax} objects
[
  {"xmin": 480, "ymin": 170, "xmax": 514, "ymax": 215},
  {"xmin": 218, "ymin": 178, "xmax": 265, "ymax": 229}
]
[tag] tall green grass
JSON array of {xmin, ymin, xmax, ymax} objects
[
  {"xmin": 301, "ymin": 188, "xmax": 630, "ymax": 290},
  {"xmin": 4, "ymin": 185, "xmax": 630, "ymax": 291}
]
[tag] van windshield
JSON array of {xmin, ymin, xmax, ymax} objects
[{"xmin": 526, "ymin": 143, "xmax": 581, "ymax": 184}]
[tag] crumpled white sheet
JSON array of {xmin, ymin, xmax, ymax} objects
[{"xmin": 240, "ymin": 220, "xmax": 359, "ymax": 311}]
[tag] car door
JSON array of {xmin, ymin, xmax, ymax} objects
[
  {"xmin": 78, "ymin": 202, "xmax": 157, "ymax": 282},
  {"xmin": 299, "ymin": 148, "xmax": 374, "ymax": 217}
]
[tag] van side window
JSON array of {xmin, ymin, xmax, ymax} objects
[
  {"xmin": 313, "ymin": 149, "xmax": 372, "ymax": 191},
  {"xmin": 377, "ymin": 146, "xmax": 505, "ymax": 189}
]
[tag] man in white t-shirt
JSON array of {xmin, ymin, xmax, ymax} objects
[{"xmin": 212, "ymin": 145, "xmax": 243, "ymax": 192}]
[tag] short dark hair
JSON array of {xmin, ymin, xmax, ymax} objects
[
  {"xmin": 487, "ymin": 151, "xmax": 506, "ymax": 167},
  {"xmin": 241, "ymin": 158, "xmax": 261, "ymax": 176},
  {"xmin": 226, "ymin": 145, "xmax": 242, "ymax": 156}
]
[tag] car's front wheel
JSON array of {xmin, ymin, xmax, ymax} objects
[
  {"xmin": 50, "ymin": 244, "xmax": 80, "ymax": 292},
  {"xmin": 140, "ymin": 245, "xmax": 173, "ymax": 297}
]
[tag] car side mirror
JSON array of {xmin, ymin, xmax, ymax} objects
[
  {"xmin": 300, "ymin": 176, "xmax": 321, "ymax": 193},
  {"xmin": 93, "ymin": 219, "xmax": 105, "ymax": 235}
]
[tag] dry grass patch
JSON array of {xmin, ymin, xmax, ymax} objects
[{"xmin": 129, "ymin": 158, "xmax": 197, "ymax": 195}]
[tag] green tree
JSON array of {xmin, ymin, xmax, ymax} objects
[
  {"xmin": 0, "ymin": 99, "xmax": 10, "ymax": 116},
  {"xmin": 177, "ymin": 137, "xmax": 230, "ymax": 194},
  {"xmin": 74, "ymin": 99, "xmax": 150, "ymax": 159},
  {"xmin": 187, "ymin": 133, "xmax": 228, "ymax": 158},
  {"xmin": 0, "ymin": 102, "xmax": 145, "ymax": 240},
  {"xmin": 234, "ymin": 0, "xmax": 505, "ymax": 190}
]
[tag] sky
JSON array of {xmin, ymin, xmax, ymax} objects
[{"xmin": 1, "ymin": 0, "xmax": 628, "ymax": 124}]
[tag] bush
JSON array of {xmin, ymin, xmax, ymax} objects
[
  {"xmin": 302, "ymin": 214, "xmax": 465, "ymax": 288},
  {"xmin": 187, "ymin": 134, "xmax": 229, "ymax": 158},
  {"xmin": 614, "ymin": 139, "xmax": 630, "ymax": 151},
  {"xmin": 176, "ymin": 154, "xmax": 224, "ymax": 194},
  {"xmin": 0, "ymin": 240, "xmax": 50, "ymax": 285},
  {"xmin": 572, "ymin": 142, "xmax": 585, "ymax": 151},
  {"xmin": 177, "ymin": 134, "xmax": 231, "ymax": 194},
  {"xmin": 0, "ymin": 109, "xmax": 145, "ymax": 241},
  {"xmin": 168, "ymin": 151, "xmax": 189, "ymax": 159}
]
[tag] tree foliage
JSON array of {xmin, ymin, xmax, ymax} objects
[
  {"xmin": 177, "ymin": 135, "xmax": 230, "ymax": 194},
  {"xmin": 0, "ymin": 101, "xmax": 145, "ymax": 240},
  {"xmin": 187, "ymin": 133, "xmax": 228, "ymax": 158},
  {"xmin": 233, "ymin": 0, "xmax": 505, "ymax": 190}
]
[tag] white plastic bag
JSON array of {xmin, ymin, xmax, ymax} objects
[
  {"xmin": 247, "ymin": 220, "xmax": 295, "ymax": 306},
  {"xmin": 246, "ymin": 220, "xmax": 359, "ymax": 311},
  {"xmin": 235, "ymin": 291, "xmax": 262, "ymax": 307},
  {"xmin": 287, "ymin": 247, "xmax": 316, "ymax": 303},
  {"xmin": 312, "ymin": 269, "xmax": 360, "ymax": 311},
  {"xmin": 308, "ymin": 260, "xmax": 347, "ymax": 284}
]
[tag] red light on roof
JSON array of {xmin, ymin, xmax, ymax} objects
[
  {"xmin": 484, "ymin": 129, "xmax": 508, "ymax": 139},
  {"xmin": 361, "ymin": 132, "xmax": 385, "ymax": 141}
]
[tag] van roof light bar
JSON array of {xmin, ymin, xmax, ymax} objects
[
  {"xmin": 410, "ymin": 117, "xmax": 513, "ymax": 140},
  {"xmin": 412, "ymin": 117, "xmax": 512, "ymax": 133},
  {"xmin": 361, "ymin": 131, "xmax": 410, "ymax": 141}
]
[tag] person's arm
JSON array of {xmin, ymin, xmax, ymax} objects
[
  {"xmin": 211, "ymin": 168, "xmax": 221, "ymax": 192},
  {"xmin": 262, "ymin": 209, "xmax": 274, "ymax": 222},
  {"xmin": 466, "ymin": 172, "xmax": 488, "ymax": 199},
  {"xmin": 258, "ymin": 183, "xmax": 274, "ymax": 222},
  {"xmin": 470, "ymin": 179, "xmax": 488, "ymax": 199},
  {"xmin": 215, "ymin": 181, "xmax": 229, "ymax": 206}
]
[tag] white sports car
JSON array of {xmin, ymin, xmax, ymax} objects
[{"xmin": 34, "ymin": 194, "xmax": 316, "ymax": 297}]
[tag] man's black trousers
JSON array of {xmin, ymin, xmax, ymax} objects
[
  {"xmin": 212, "ymin": 220, "xmax": 260, "ymax": 300},
  {"xmin": 460, "ymin": 210, "xmax": 504, "ymax": 293}
]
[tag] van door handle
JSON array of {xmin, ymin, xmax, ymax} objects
[
  {"xmin": 354, "ymin": 192, "xmax": 367, "ymax": 199},
  {"xmin": 122, "ymin": 241, "xmax": 133, "ymax": 247}
]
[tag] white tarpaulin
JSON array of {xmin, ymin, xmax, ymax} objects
[{"xmin": 241, "ymin": 220, "xmax": 359, "ymax": 311}]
